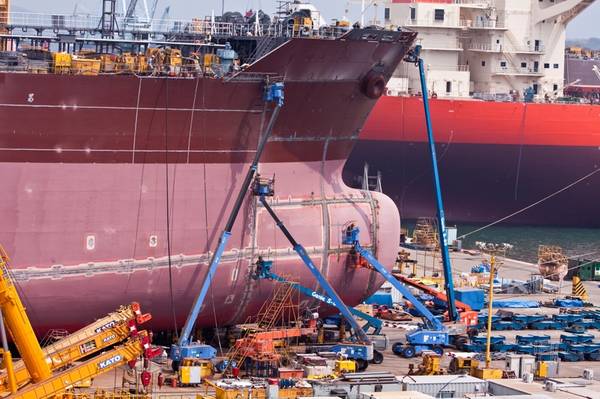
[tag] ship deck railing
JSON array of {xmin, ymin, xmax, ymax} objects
[{"xmin": 0, "ymin": 11, "xmax": 349, "ymax": 41}]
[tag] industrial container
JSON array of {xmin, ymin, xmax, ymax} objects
[
  {"xmin": 454, "ymin": 287, "xmax": 485, "ymax": 311},
  {"xmin": 567, "ymin": 259, "xmax": 600, "ymax": 281},
  {"xmin": 401, "ymin": 375, "xmax": 487, "ymax": 398},
  {"xmin": 360, "ymin": 391, "xmax": 434, "ymax": 399}
]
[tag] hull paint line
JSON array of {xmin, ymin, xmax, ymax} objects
[{"xmin": 0, "ymin": 104, "xmax": 264, "ymax": 113}]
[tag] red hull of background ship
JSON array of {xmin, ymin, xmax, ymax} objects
[{"xmin": 346, "ymin": 95, "xmax": 600, "ymax": 227}]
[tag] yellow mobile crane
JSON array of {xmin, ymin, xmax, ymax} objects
[
  {"xmin": 0, "ymin": 302, "xmax": 151, "ymax": 392},
  {"xmin": 0, "ymin": 246, "xmax": 161, "ymax": 399}
]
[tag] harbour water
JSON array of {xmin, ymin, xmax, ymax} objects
[
  {"xmin": 456, "ymin": 224, "xmax": 600, "ymax": 264},
  {"xmin": 404, "ymin": 220, "xmax": 600, "ymax": 264}
]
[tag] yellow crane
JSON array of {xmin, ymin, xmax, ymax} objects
[
  {"xmin": 0, "ymin": 302, "xmax": 151, "ymax": 392},
  {"xmin": 0, "ymin": 246, "xmax": 161, "ymax": 399}
]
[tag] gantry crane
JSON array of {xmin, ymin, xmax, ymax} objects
[{"xmin": 0, "ymin": 246, "xmax": 161, "ymax": 399}]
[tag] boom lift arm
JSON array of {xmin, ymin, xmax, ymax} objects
[
  {"xmin": 169, "ymin": 82, "xmax": 285, "ymax": 366},
  {"xmin": 253, "ymin": 179, "xmax": 372, "ymax": 349},
  {"xmin": 404, "ymin": 45, "xmax": 458, "ymax": 322},
  {"xmin": 343, "ymin": 226, "xmax": 449, "ymax": 359},
  {"xmin": 253, "ymin": 258, "xmax": 383, "ymax": 335}
]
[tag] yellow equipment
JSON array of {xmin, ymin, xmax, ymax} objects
[
  {"xmin": 52, "ymin": 52, "xmax": 72, "ymax": 74},
  {"xmin": 0, "ymin": 245, "xmax": 161, "ymax": 399},
  {"xmin": 179, "ymin": 359, "xmax": 214, "ymax": 385},
  {"xmin": 0, "ymin": 302, "xmax": 151, "ymax": 392},
  {"xmin": 448, "ymin": 356, "xmax": 479, "ymax": 374},
  {"xmin": 334, "ymin": 360, "xmax": 356, "ymax": 374},
  {"xmin": 71, "ymin": 57, "xmax": 101, "ymax": 75},
  {"xmin": 0, "ymin": 0, "xmax": 8, "ymax": 50},
  {"xmin": 9, "ymin": 333, "xmax": 156, "ymax": 399},
  {"xmin": 409, "ymin": 353, "xmax": 444, "ymax": 375},
  {"xmin": 0, "ymin": 248, "xmax": 52, "ymax": 384},
  {"xmin": 572, "ymin": 276, "xmax": 589, "ymax": 301}
]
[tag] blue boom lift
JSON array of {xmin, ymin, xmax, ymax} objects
[
  {"xmin": 251, "ymin": 177, "xmax": 375, "ymax": 368},
  {"xmin": 253, "ymin": 255, "xmax": 385, "ymax": 364},
  {"xmin": 404, "ymin": 45, "xmax": 459, "ymax": 323},
  {"xmin": 169, "ymin": 81, "xmax": 285, "ymax": 370},
  {"xmin": 334, "ymin": 46, "xmax": 464, "ymax": 358}
]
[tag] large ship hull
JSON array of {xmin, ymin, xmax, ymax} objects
[
  {"xmin": 0, "ymin": 32, "xmax": 416, "ymax": 332},
  {"xmin": 346, "ymin": 96, "xmax": 600, "ymax": 227}
]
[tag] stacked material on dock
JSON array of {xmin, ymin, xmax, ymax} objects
[{"xmin": 538, "ymin": 246, "xmax": 568, "ymax": 281}]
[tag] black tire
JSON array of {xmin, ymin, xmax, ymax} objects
[
  {"xmin": 402, "ymin": 346, "xmax": 416, "ymax": 359},
  {"xmin": 171, "ymin": 360, "xmax": 180, "ymax": 372},
  {"xmin": 371, "ymin": 350, "xmax": 384, "ymax": 364},
  {"xmin": 392, "ymin": 342, "xmax": 404, "ymax": 356},
  {"xmin": 356, "ymin": 359, "xmax": 369, "ymax": 371},
  {"xmin": 432, "ymin": 346, "xmax": 444, "ymax": 356}
]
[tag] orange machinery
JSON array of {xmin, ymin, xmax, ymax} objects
[{"xmin": 393, "ymin": 273, "xmax": 479, "ymax": 327}]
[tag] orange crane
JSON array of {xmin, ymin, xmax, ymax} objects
[
  {"xmin": 393, "ymin": 273, "xmax": 478, "ymax": 327},
  {"xmin": 0, "ymin": 245, "xmax": 161, "ymax": 399},
  {"xmin": 231, "ymin": 326, "xmax": 317, "ymax": 363}
]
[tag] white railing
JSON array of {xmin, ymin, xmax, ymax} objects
[
  {"xmin": 493, "ymin": 66, "xmax": 543, "ymax": 75},
  {"xmin": 460, "ymin": 19, "xmax": 504, "ymax": 29},
  {"xmin": 454, "ymin": 0, "xmax": 492, "ymax": 5},
  {"xmin": 0, "ymin": 11, "xmax": 349, "ymax": 39},
  {"xmin": 405, "ymin": 17, "xmax": 460, "ymax": 28},
  {"xmin": 468, "ymin": 43, "xmax": 496, "ymax": 51},
  {"xmin": 427, "ymin": 64, "xmax": 469, "ymax": 72}
]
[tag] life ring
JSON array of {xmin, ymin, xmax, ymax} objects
[{"xmin": 362, "ymin": 71, "xmax": 386, "ymax": 99}]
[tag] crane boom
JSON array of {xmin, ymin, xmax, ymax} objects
[
  {"xmin": 7, "ymin": 333, "xmax": 159, "ymax": 399},
  {"xmin": 0, "ymin": 249, "xmax": 51, "ymax": 383},
  {"xmin": 0, "ymin": 303, "xmax": 151, "ymax": 392},
  {"xmin": 254, "ymin": 259, "xmax": 383, "ymax": 334}
]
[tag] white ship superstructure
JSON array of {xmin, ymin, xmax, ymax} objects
[{"xmin": 384, "ymin": 0, "xmax": 594, "ymax": 100}]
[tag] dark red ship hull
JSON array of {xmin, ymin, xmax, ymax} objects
[
  {"xmin": 0, "ymin": 31, "xmax": 417, "ymax": 332},
  {"xmin": 345, "ymin": 96, "xmax": 600, "ymax": 227}
]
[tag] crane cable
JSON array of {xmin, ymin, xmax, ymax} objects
[
  {"xmin": 458, "ymin": 166, "xmax": 600, "ymax": 240},
  {"xmin": 164, "ymin": 77, "xmax": 179, "ymax": 338}
]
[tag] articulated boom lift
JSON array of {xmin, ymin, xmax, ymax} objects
[{"xmin": 169, "ymin": 81, "xmax": 285, "ymax": 369}]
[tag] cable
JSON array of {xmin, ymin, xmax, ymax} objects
[
  {"xmin": 163, "ymin": 77, "xmax": 179, "ymax": 337},
  {"xmin": 458, "ymin": 166, "xmax": 600, "ymax": 239}
]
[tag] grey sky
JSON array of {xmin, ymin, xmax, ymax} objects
[{"xmin": 13, "ymin": 0, "xmax": 600, "ymax": 39}]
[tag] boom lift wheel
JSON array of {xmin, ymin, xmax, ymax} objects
[
  {"xmin": 372, "ymin": 350, "xmax": 384, "ymax": 364},
  {"xmin": 402, "ymin": 346, "xmax": 416, "ymax": 359},
  {"xmin": 356, "ymin": 358, "xmax": 369, "ymax": 371}
]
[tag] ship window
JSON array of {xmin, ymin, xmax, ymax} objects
[
  {"xmin": 544, "ymin": 63, "xmax": 550, "ymax": 68},
  {"xmin": 553, "ymin": 63, "xmax": 559, "ymax": 68},
  {"xmin": 434, "ymin": 9, "xmax": 445, "ymax": 21},
  {"xmin": 553, "ymin": 84, "xmax": 558, "ymax": 91},
  {"xmin": 410, "ymin": 7, "xmax": 416, "ymax": 20},
  {"xmin": 385, "ymin": 8, "xmax": 390, "ymax": 20},
  {"xmin": 481, "ymin": 61, "xmax": 486, "ymax": 67},
  {"xmin": 500, "ymin": 61, "xmax": 507, "ymax": 68},
  {"xmin": 446, "ymin": 81, "xmax": 452, "ymax": 93},
  {"xmin": 521, "ymin": 62, "xmax": 527, "ymax": 68}
]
